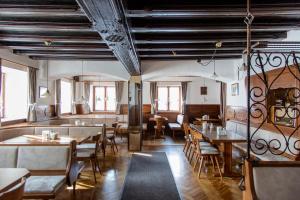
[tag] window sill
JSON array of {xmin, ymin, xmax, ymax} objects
[{"xmin": 1, "ymin": 118, "xmax": 27, "ymax": 126}]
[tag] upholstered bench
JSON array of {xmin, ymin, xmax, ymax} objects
[
  {"xmin": 233, "ymin": 143, "xmax": 291, "ymax": 161},
  {"xmin": 0, "ymin": 142, "xmax": 84, "ymax": 199},
  {"xmin": 244, "ymin": 160, "xmax": 300, "ymax": 200},
  {"xmin": 168, "ymin": 114, "xmax": 184, "ymax": 138}
]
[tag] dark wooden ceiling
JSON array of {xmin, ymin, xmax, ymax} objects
[{"xmin": 0, "ymin": 0, "xmax": 299, "ymax": 75}]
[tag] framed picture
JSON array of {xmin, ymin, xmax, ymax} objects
[
  {"xmin": 231, "ymin": 83, "xmax": 239, "ymax": 96},
  {"xmin": 200, "ymin": 86, "xmax": 207, "ymax": 95},
  {"xmin": 39, "ymin": 86, "xmax": 48, "ymax": 98}
]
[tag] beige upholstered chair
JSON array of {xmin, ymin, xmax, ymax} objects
[{"xmin": 76, "ymin": 134, "xmax": 102, "ymax": 183}]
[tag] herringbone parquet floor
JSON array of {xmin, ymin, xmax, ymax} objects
[{"xmin": 55, "ymin": 137, "xmax": 242, "ymax": 200}]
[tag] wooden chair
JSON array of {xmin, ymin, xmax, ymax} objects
[
  {"xmin": 154, "ymin": 117, "xmax": 166, "ymax": 139},
  {"xmin": 76, "ymin": 134, "xmax": 102, "ymax": 183},
  {"xmin": 189, "ymin": 129, "xmax": 223, "ymax": 181},
  {"xmin": 183, "ymin": 123, "xmax": 192, "ymax": 154},
  {"xmin": 106, "ymin": 127, "xmax": 118, "ymax": 154},
  {"xmin": 188, "ymin": 128, "xmax": 212, "ymax": 162},
  {"xmin": 0, "ymin": 178, "xmax": 25, "ymax": 200},
  {"xmin": 23, "ymin": 140, "xmax": 84, "ymax": 199}
]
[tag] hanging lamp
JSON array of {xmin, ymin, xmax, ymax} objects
[
  {"xmin": 42, "ymin": 60, "xmax": 50, "ymax": 98},
  {"xmin": 79, "ymin": 60, "xmax": 86, "ymax": 103},
  {"xmin": 211, "ymin": 59, "xmax": 218, "ymax": 80}
]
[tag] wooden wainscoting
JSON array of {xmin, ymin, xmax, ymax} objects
[
  {"xmin": 121, "ymin": 104, "xmax": 220, "ymax": 123},
  {"xmin": 186, "ymin": 104, "xmax": 220, "ymax": 122}
]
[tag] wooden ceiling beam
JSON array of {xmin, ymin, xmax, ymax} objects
[
  {"xmin": 0, "ymin": 35, "xmax": 103, "ymax": 43},
  {"xmin": 0, "ymin": 24, "xmax": 92, "ymax": 32},
  {"xmin": 131, "ymin": 26, "xmax": 299, "ymax": 33},
  {"xmin": 135, "ymin": 37, "xmax": 283, "ymax": 44},
  {"xmin": 127, "ymin": 5, "xmax": 300, "ymax": 18},
  {"xmin": 0, "ymin": 8, "xmax": 85, "ymax": 18},
  {"xmin": 140, "ymin": 53, "xmax": 242, "ymax": 57},
  {"xmin": 76, "ymin": 0, "xmax": 140, "ymax": 75},
  {"xmin": 140, "ymin": 56, "xmax": 242, "ymax": 60},
  {"xmin": 14, "ymin": 50, "xmax": 113, "ymax": 55},
  {"xmin": 30, "ymin": 56, "xmax": 117, "ymax": 60}
]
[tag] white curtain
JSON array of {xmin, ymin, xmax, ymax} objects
[
  {"xmin": 115, "ymin": 81, "xmax": 124, "ymax": 114},
  {"xmin": 181, "ymin": 82, "xmax": 188, "ymax": 115},
  {"xmin": 220, "ymin": 82, "xmax": 227, "ymax": 127},
  {"xmin": 55, "ymin": 79, "xmax": 61, "ymax": 116},
  {"xmin": 27, "ymin": 67, "xmax": 37, "ymax": 122},
  {"xmin": 150, "ymin": 82, "xmax": 157, "ymax": 114}
]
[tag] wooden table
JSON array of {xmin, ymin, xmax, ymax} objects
[
  {"xmin": 0, "ymin": 168, "xmax": 30, "ymax": 193},
  {"xmin": 0, "ymin": 135, "xmax": 90, "ymax": 146},
  {"xmin": 148, "ymin": 117, "xmax": 168, "ymax": 122},
  {"xmin": 191, "ymin": 124, "xmax": 246, "ymax": 177},
  {"xmin": 195, "ymin": 118, "xmax": 221, "ymax": 123}
]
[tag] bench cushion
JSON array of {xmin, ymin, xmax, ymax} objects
[
  {"xmin": 253, "ymin": 167, "xmax": 300, "ymax": 200},
  {"xmin": 169, "ymin": 123, "xmax": 182, "ymax": 130},
  {"xmin": 0, "ymin": 146, "xmax": 18, "ymax": 168},
  {"xmin": 25, "ymin": 176, "xmax": 65, "ymax": 194},
  {"xmin": 69, "ymin": 127, "xmax": 102, "ymax": 138},
  {"xmin": 17, "ymin": 146, "xmax": 69, "ymax": 170}
]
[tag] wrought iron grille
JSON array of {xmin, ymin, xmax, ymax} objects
[{"xmin": 247, "ymin": 50, "xmax": 300, "ymax": 157}]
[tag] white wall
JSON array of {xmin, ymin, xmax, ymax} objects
[
  {"xmin": 36, "ymin": 60, "xmax": 56, "ymax": 105},
  {"xmin": 143, "ymin": 76, "xmax": 220, "ymax": 105},
  {"xmin": 48, "ymin": 60, "xmax": 130, "ymax": 80},
  {"xmin": 141, "ymin": 59, "xmax": 238, "ymax": 82}
]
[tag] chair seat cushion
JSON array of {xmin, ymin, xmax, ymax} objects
[
  {"xmin": 77, "ymin": 149, "xmax": 94, "ymax": 158},
  {"xmin": 199, "ymin": 141, "xmax": 213, "ymax": 147},
  {"xmin": 201, "ymin": 147, "xmax": 219, "ymax": 155},
  {"xmin": 77, "ymin": 143, "xmax": 96, "ymax": 149},
  {"xmin": 25, "ymin": 176, "xmax": 65, "ymax": 194},
  {"xmin": 168, "ymin": 123, "xmax": 181, "ymax": 130}
]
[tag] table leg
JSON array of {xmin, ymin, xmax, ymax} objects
[{"xmin": 223, "ymin": 142, "xmax": 233, "ymax": 176}]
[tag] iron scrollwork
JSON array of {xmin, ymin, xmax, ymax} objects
[{"xmin": 248, "ymin": 50, "xmax": 300, "ymax": 157}]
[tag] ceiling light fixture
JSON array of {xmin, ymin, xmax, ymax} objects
[
  {"xmin": 42, "ymin": 60, "xmax": 50, "ymax": 98},
  {"xmin": 197, "ymin": 41, "xmax": 222, "ymax": 66},
  {"xmin": 211, "ymin": 59, "xmax": 218, "ymax": 80},
  {"xmin": 44, "ymin": 40, "xmax": 52, "ymax": 46},
  {"xmin": 79, "ymin": 60, "xmax": 86, "ymax": 103}
]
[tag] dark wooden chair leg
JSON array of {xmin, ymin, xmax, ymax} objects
[{"xmin": 90, "ymin": 159, "xmax": 97, "ymax": 183}]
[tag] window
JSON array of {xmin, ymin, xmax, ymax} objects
[
  {"xmin": 157, "ymin": 86, "xmax": 181, "ymax": 112},
  {"xmin": 0, "ymin": 65, "xmax": 28, "ymax": 121},
  {"xmin": 61, "ymin": 80, "xmax": 72, "ymax": 114},
  {"xmin": 93, "ymin": 86, "xmax": 116, "ymax": 112}
]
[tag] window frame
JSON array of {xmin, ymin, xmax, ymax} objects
[
  {"xmin": 93, "ymin": 86, "xmax": 116, "ymax": 112},
  {"xmin": 0, "ymin": 73, "xmax": 5, "ymax": 118},
  {"xmin": 157, "ymin": 86, "xmax": 181, "ymax": 112}
]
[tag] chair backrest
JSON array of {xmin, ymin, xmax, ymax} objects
[
  {"xmin": 0, "ymin": 178, "xmax": 25, "ymax": 200},
  {"xmin": 155, "ymin": 117, "xmax": 166, "ymax": 130},
  {"xmin": 91, "ymin": 133, "xmax": 102, "ymax": 155},
  {"xmin": 17, "ymin": 146, "xmax": 69, "ymax": 171},
  {"xmin": 176, "ymin": 114, "xmax": 184, "ymax": 125},
  {"xmin": 244, "ymin": 160, "xmax": 300, "ymax": 200}
]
